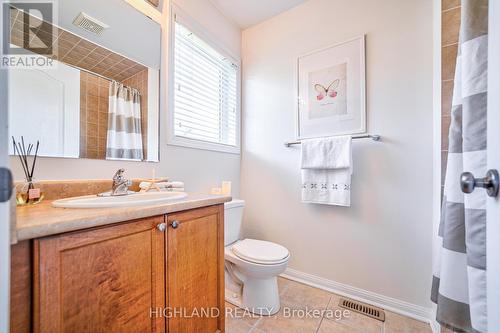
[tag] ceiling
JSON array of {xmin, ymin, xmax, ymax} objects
[
  {"xmin": 210, "ymin": 0, "xmax": 307, "ymax": 29},
  {"xmin": 9, "ymin": 6, "xmax": 147, "ymax": 82}
]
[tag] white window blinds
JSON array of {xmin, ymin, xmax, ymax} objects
[{"xmin": 173, "ymin": 20, "xmax": 239, "ymax": 148}]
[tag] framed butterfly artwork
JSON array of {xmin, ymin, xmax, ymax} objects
[{"xmin": 296, "ymin": 35, "xmax": 366, "ymax": 140}]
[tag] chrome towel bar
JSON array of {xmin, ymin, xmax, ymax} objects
[{"xmin": 284, "ymin": 134, "xmax": 381, "ymax": 147}]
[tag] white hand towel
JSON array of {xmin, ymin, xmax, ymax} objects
[
  {"xmin": 140, "ymin": 187, "xmax": 185, "ymax": 193},
  {"xmin": 162, "ymin": 181, "xmax": 184, "ymax": 188},
  {"xmin": 139, "ymin": 181, "xmax": 185, "ymax": 189},
  {"xmin": 301, "ymin": 136, "xmax": 352, "ymax": 206},
  {"xmin": 301, "ymin": 136, "xmax": 351, "ymax": 169}
]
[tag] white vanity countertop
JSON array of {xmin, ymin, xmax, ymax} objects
[{"xmin": 15, "ymin": 193, "xmax": 231, "ymax": 241}]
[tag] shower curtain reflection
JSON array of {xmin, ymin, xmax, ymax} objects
[{"xmin": 106, "ymin": 81, "xmax": 144, "ymax": 161}]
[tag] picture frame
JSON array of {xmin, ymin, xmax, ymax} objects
[{"xmin": 295, "ymin": 35, "xmax": 366, "ymax": 140}]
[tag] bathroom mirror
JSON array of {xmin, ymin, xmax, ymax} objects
[{"xmin": 7, "ymin": 0, "xmax": 161, "ymax": 162}]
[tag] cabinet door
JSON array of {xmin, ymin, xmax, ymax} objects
[
  {"xmin": 166, "ymin": 205, "xmax": 225, "ymax": 333},
  {"xmin": 34, "ymin": 216, "xmax": 166, "ymax": 333},
  {"xmin": 10, "ymin": 240, "xmax": 31, "ymax": 333}
]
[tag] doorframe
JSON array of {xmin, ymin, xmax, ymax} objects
[
  {"xmin": 431, "ymin": 0, "xmax": 442, "ymax": 331},
  {"xmin": 432, "ymin": 0, "xmax": 442, "ymax": 254},
  {"xmin": 0, "ymin": 29, "xmax": 11, "ymax": 333}
]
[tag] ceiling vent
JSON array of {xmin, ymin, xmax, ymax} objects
[{"xmin": 72, "ymin": 12, "xmax": 109, "ymax": 35}]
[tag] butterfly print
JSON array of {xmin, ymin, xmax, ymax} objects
[{"xmin": 314, "ymin": 79, "xmax": 340, "ymax": 101}]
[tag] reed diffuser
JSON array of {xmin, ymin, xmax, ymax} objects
[{"xmin": 12, "ymin": 136, "xmax": 43, "ymax": 206}]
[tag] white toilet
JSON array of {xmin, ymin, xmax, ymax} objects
[{"xmin": 224, "ymin": 199, "xmax": 290, "ymax": 315}]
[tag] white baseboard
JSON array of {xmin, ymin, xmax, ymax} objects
[
  {"xmin": 429, "ymin": 320, "xmax": 440, "ymax": 333},
  {"xmin": 280, "ymin": 268, "xmax": 438, "ymax": 332}
]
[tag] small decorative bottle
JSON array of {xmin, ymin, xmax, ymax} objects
[{"xmin": 16, "ymin": 180, "xmax": 44, "ymax": 206}]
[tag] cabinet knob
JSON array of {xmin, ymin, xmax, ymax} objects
[
  {"xmin": 171, "ymin": 220, "xmax": 180, "ymax": 229},
  {"xmin": 156, "ymin": 223, "xmax": 167, "ymax": 232}
]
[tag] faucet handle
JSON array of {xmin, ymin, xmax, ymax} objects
[
  {"xmin": 108, "ymin": 168, "xmax": 132, "ymax": 196},
  {"xmin": 113, "ymin": 168, "xmax": 125, "ymax": 181}
]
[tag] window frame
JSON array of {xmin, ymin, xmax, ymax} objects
[{"xmin": 167, "ymin": 5, "xmax": 241, "ymax": 154}]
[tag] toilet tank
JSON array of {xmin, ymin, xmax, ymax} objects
[{"xmin": 224, "ymin": 199, "xmax": 245, "ymax": 246}]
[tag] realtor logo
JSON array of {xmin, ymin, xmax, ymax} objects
[{"xmin": 1, "ymin": 1, "xmax": 57, "ymax": 68}]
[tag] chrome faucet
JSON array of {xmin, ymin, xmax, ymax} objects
[{"xmin": 110, "ymin": 168, "xmax": 132, "ymax": 196}]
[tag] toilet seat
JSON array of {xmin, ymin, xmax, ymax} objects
[{"xmin": 231, "ymin": 239, "xmax": 289, "ymax": 265}]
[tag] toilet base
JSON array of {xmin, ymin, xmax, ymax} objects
[
  {"xmin": 242, "ymin": 276, "xmax": 281, "ymax": 315},
  {"xmin": 225, "ymin": 273, "xmax": 281, "ymax": 315},
  {"xmin": 224, "ymin": 242, "xmax": 289, "ymax": 316},
  {"xmin": 225, "ymin": 288, "xmax": 243, "ymax": 307}
]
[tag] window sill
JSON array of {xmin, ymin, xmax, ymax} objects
[{"xmin": 167, "ymin": 135, "xmax": 240, "ymax": 155}]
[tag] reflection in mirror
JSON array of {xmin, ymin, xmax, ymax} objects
[{"xmin": 7, "ymin": 3, "xmax": 160, "ymax": 162}]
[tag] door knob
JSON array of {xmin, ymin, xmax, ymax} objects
[
  {"xmin": 156, "ymin": 223, "xmax": 167, "ymax": 232},
  {"xmin": 460, "ymin": 169, "xmax": 499, "ymax": 197},
  {"xmin": 0, "ymin": 168, "xmax": 13, "ymax": 203},
  {"xmin": 171, "ymin": 220, "xmax": 179, "ymax": 229}
]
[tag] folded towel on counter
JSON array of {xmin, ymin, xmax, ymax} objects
[
  {"xmin": 140, "ymin": 187, "xmax": 185, "ymax": 193},
  {"xmin": 139, "ymin": 181, "xmax": 185, "ymax": 189},
  {"xmin": 301, "ymin": 136, "xmax": 352, "ymax": 206}
]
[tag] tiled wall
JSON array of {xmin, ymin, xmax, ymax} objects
[
  {"xmin": 80, "ymin": 72, "xmax": 110, "ymax": 159},
  {"xmin": 122, "ymin": 69, "xmax": 149, "ymax": 158},
  {"xmin": 441, "ymin": 0, "xmax": 461, "ymax": 193},
  {"xmin": 9, "ymin": 7, "xmax": 147, "ymax": 82}
]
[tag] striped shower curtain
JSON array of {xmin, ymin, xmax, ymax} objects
[
  {"xmin": 432, "ymin": 1, "xmax": 488, "ymax": 332},
  {"xmin": 106, "ymin": 81, "xmax": 144, "ymax": 161}
]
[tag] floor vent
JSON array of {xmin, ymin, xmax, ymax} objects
[{"xmin": 338, "ymin": 298, "xmax": 385, "ymax": 322}]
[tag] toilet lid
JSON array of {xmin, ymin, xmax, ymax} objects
[{"xmin": 231, "ymin": 239, "xmax": 289, "ymax": 264}]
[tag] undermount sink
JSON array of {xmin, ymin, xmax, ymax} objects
[{"xmin": 52, "ymin": 191, "xmax": 188, "ymax": 209}]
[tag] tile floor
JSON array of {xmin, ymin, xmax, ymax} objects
[{"xmin": 225, "ymin": 277, "xmax": 432, "ymax": 333}]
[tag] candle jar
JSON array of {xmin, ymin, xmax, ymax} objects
[
  {"xmin": 221, "ymin": 181, "xmax": 232, "ymax": 196},
  {"xmin": 16, "ymin": 180, "xmax": 44, "ymax": 206}
]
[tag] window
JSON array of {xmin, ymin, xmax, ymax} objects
[{"xmin": 169, "ymin": 14, "xmax": 240, "ymax": 153}]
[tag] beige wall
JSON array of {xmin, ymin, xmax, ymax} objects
[
  {"xmin": 10, "ymin": 0, "xmax": 242, "ymax": 195},
  {"xmin": 241, "ymin": 0, "xmax": 433, "ymax": 308}
]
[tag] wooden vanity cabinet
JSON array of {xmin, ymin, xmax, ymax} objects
[
  {"xmin": 11, "ymin": 205, "xmax": 225, "ymax": 333},
  {"xmin": 166, "ymin": 205, "xmax": 225, "ymax": 333},
  {"xmin": 34, "ymin": 215, "xmax": 166, "ymax": 333}
]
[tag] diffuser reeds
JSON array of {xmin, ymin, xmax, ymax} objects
[{"xmin": 12, "ymin": 136, "xmax": 43, "ymax": 205}]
